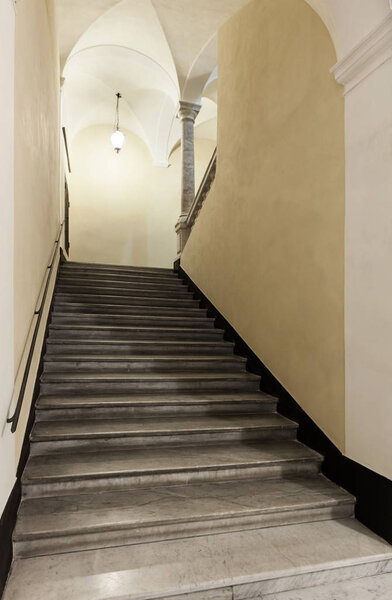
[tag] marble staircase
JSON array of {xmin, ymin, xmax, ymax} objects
[{"xmin": 4, "ymin": 261, "xmax": 392, "ymax": 600}]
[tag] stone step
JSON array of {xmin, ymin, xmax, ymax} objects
[
  {"xmin": 21, "ymin": 440, "xmax": 322, "ymax": 497},
  {"xmin": 63, "ymin": 261, "xmax": 173, "ymax": 276},
  {"xmin": 58, "ymin": 274, "xmax": 187, "ymax": 291},
  {"xmin": 50, "ymin": 312, "xmax": 215, "ymax": 329},
  {"xmin": 35, "ymin": 392, "xmax": 277, "ymax": 420},
  {"xmin": 29, "ymin": 413, "xmax": 296, "ymax": 454},
  {"xmin": 54, "ymin": 292, "xmax": 199, "ymax": 308},
  {"xmin": 56, "ymin": 283, "xmax": 192, "ymax": 299},
  {"xmin": 48, "ymin": 324, "xmax": 225, "ymax": 341},
  {"xmin": 13, "ymin": 476, "xmax": 354, "ymax": 558},
  {"xmin": 60, "ymin": 268, "xmax": 180, "ymax": 285},
  {"xmin": 45, "ymin": 338, "xmax": 234, "ymax": 356},
  {"xmin": 42, "ymin": 355, "xmax": 246, "ymax": 373},
  {"xmin": 5, "ymin": 520, "xmax": 392, "ymax": 600},
  {"xmin": 52, "ymin": 302, "xmax": 208, "ymax": 318},
  {"xmin": 39, "ymin": 371, "xmax": 261, "ymax": 395}
]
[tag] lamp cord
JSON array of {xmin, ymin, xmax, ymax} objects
[{"xmin": 115, "ymin": 92, "xmax": 121, "ymax": 131}]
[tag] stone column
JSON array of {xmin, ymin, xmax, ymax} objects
[{"xmin": 175, "ymin": 100, "xmax": 201, "ymax": 254}]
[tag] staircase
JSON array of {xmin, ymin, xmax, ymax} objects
[{"xmin": 4, "ymin": 261, "xmax": 392, "ymax": 600}]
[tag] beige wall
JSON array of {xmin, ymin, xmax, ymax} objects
[
  {"xmin": 0, "ymin": 0, "xmax": 16, "ymax": 514},
  {"xmin": 14, "ymin": 0, "xmax": 60, "ymax": 453},
  {"xmin": 68, "ymin": 126, "xmax": 215, "ymax": 268},
  {"xmin": 182, "ymin": 0, "xmax": 346, "ymax": 449}
]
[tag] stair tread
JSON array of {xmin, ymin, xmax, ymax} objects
[
  {"xmin": 64, "ymin": 261, "xmax": 172, "ymax": 273},
  {"xmin": 14, "ymin": 476, "xmax": 353, "ymax": 539},
  {"xmin": 58, "ymin": 276, "xmax": 185, "ymax": 288},
  {"xmin": 52, "ymin": 302, "xmax": 206, "ymax": 314},
  {"xmin": 40, "ymin": 371, "xmax": 259, "ymax": 382},
  {"xmin": 36, "ymin": 391, "xmax": 276, "ymax": 409},
  {"xmin": 56, "ymin": 284, "xmax": 191, "ymax": 295},
  {"xmin": 22, "ymin": 440, "xmax": 321, "ymax": 483},
  {"xmin": 55, "ymin": 292, "xmax": 198, "ymax": 304},
  {"xmin": 5, "ymin": 520, "xmax": 392, "ymax": 600},
  {"xmin": 31, "ymin": 414, "xmax": 295, "ymax": 441},
  {"xmin": 49, "ymin": 324, "xmax": 223, "ymax": 333},
  {"xmin": 52, "ymin": 312, "xmax": 211, "ymax": 320},
  {"xmin": 46, "ymin": 338, "xmax": 230, "ymax": 346},
  {"xmin": 43, "ymin": 355, "xmax": 245, "ymax": 362},
  {"xmin": 51, "ymin": 313, "xmax": 215, "ymax": 326}
]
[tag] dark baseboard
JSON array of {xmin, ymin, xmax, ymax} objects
[
  {"xmin": 0, "ymin": 481, "xmax": 21, "ymax": 598},
  {"xmin": 176, "ymin": 262, "xmax": 392, "ymax": 545},
  {"xmin": 173, "ymin": 257, "xmax": 180, "ymax": 273}
]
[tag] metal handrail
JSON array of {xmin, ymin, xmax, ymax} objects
[
  {"xmin": 187, "ymin": 147, "xmax": 217, "ymax": 229},
  {"xmin": 7, "ymin": 222, "xmax": 64, "ymax": 433}
]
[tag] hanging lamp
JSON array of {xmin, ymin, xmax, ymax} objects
[{"xmin": 110, "ymin": 92, "xmax": 125, "ymax": 153}]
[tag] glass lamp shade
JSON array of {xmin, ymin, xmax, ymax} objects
[{"xmin": 111, "ymin": 129, "xmax": 125, "ymax": 153}]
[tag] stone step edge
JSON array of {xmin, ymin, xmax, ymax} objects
[
  {"xmin": 43, "ymin": 355, "xmax": 246, "ymax": 363},
  {"xmin": 14, "ymin": 494, "xmax": 354, "ymax": 542},
  {"xmin": 64, "ymin": 261, "xmax": 172, "ymax": 273},
  {"xmin": 45, "ymin": 338, "xmax": 232, "ymax": 346},
  {"xmin": 48, "ymin": 324, "xmax": 224, "ymax": 333},
  {"xmin": 36, "ymin": 391, "xmax": 276, "ymax": 407},
  {"xmin": 22, "ymin": 453, "xmax": 322, "ymax": 486},
  {"xmin": 30, "ymin": 420, "xmax": 297, "ymax": 443}
]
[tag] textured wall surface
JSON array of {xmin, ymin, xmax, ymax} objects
[
  {"xmin": 182, "ymin": 0, "xmax": 346, "ymax": 449},
  {"xmin": 68, "ymin": 126, "xmax": 215, "ymax": 268},
  {"xmin": 13, "ymin": 0, "xmax": 60, "ymax": 455},
  {"xmin": 0, "ymin": 0, "xmax": 16, "ymax": 514},
  {"xmin": 345, "ymin": 57, "xmax": 392, "ymax": 479}
]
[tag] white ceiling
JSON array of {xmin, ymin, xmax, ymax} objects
[{"xmin": 58, "ymin": 0, "xmax": 250, "ymax": 165}]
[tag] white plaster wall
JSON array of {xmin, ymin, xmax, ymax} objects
[
  {"xmin": 345, "ymin": 56, "xmax": 392, "ymax": 479},
  {"xmin": 0, "ymin": 0, "xmax": 16, "ymax": 513},
  {"xmin": 306, "ymin": 0, "xmax": 390, "ymax": 59}
]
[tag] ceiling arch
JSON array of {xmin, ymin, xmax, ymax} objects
[
  {"xmin": 57, "ymin": 0, "xmax": 391, "ymax": 165},
  {"xmin": 58, "ymin": 0, "xmax": 250, "ymax": 165}
]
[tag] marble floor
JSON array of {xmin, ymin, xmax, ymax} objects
[{"xmin": 4, "ymin": 519, "xmax": 392, "ymax": 600}]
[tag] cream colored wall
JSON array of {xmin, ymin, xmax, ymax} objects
[
  {"xmin": 68, "ymin": 126, "xmax": 215, "ymax": 268},
  {"xmin": 0, "ymin": 0, "xmax": 16, "ymax": 514},
  {"xmin": 344, "ymin": 54, "xmax": 392, "ymax": 479},
  {"xmin": 182, "ymin": 0, "xmax": 346, "ymax": 449},
  {"xmin": 14, "ymin": 0, "xmax": 61, "ymax": 453}
]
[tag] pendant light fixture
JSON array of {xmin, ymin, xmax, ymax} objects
[{"xmin": 110, "ymin": 92, "xmax": 125, "ymax": 153}]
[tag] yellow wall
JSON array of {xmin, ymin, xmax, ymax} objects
[
  {"xmin": 14, "ymin": 0, "xmax": 60, "ymax": 453},
  {"xmin": 182, "ymin": 0, "xmax": 345, "ymax": 449},
  {"xmin": 68, "ymin": 125, "xmax": 215, "ymax": 268}
]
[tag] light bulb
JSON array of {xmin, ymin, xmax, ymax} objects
[{"xmin": 111, "ymin": 129, "xmax": 125, "ymax": 153}]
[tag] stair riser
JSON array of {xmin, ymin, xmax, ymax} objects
[
  {"xmin": 56, "ymin": 286, "xmax": 192, "ymax": 299},
  {"xmin": 54, "ymin": 293, "xmax": 199, "ymax": 308},
  {"xmin": 45, "ymin": 341, "xmax": 233, "ymax": 356},
  {"xmin": 13, "ymin": 502, "xmax": 354, "ymax": 559},
  {"xmin": 35, "ymin": 402, "xmax": 277, "ymax": 421},
  {"xmin": 39, "ymin": 379, "xmax": 260, "ymax": 395},
  {"xmin": 58, "ymin": 276, "xmax": 186, "ymax": 291},
  {"xmin": 62, "ymin": 264, "xmax": 173, "ymax": 276},
  {"xmin": 42, "ymin": 359, "xmax": 245, "ymax": 373},
  {"xmin": 52, "ymin": 303, "xmax": 208, "ymax": 318},
  {"xmin": 30, "ymin": 428, "xmax": 296, "ymax": 455},
  {"xmin": 50, "ymin": 314, "xmax": 215, "ymax": 329},
  {"xmin": 22, "ymin": 459, "xmax": 322, "ymax": 499},
  {"xmin": 48, "ymin": 328, "xmax": 224, "ymax": 341}
]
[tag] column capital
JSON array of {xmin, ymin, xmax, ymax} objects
[{"xmin": 178, "ymin": 100, "xmax": 201, "ymax": 123}]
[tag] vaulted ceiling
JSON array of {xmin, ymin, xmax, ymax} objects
[{"xmin": 58, "ymin": 0, "xmax": 250, "ymax": 165}]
